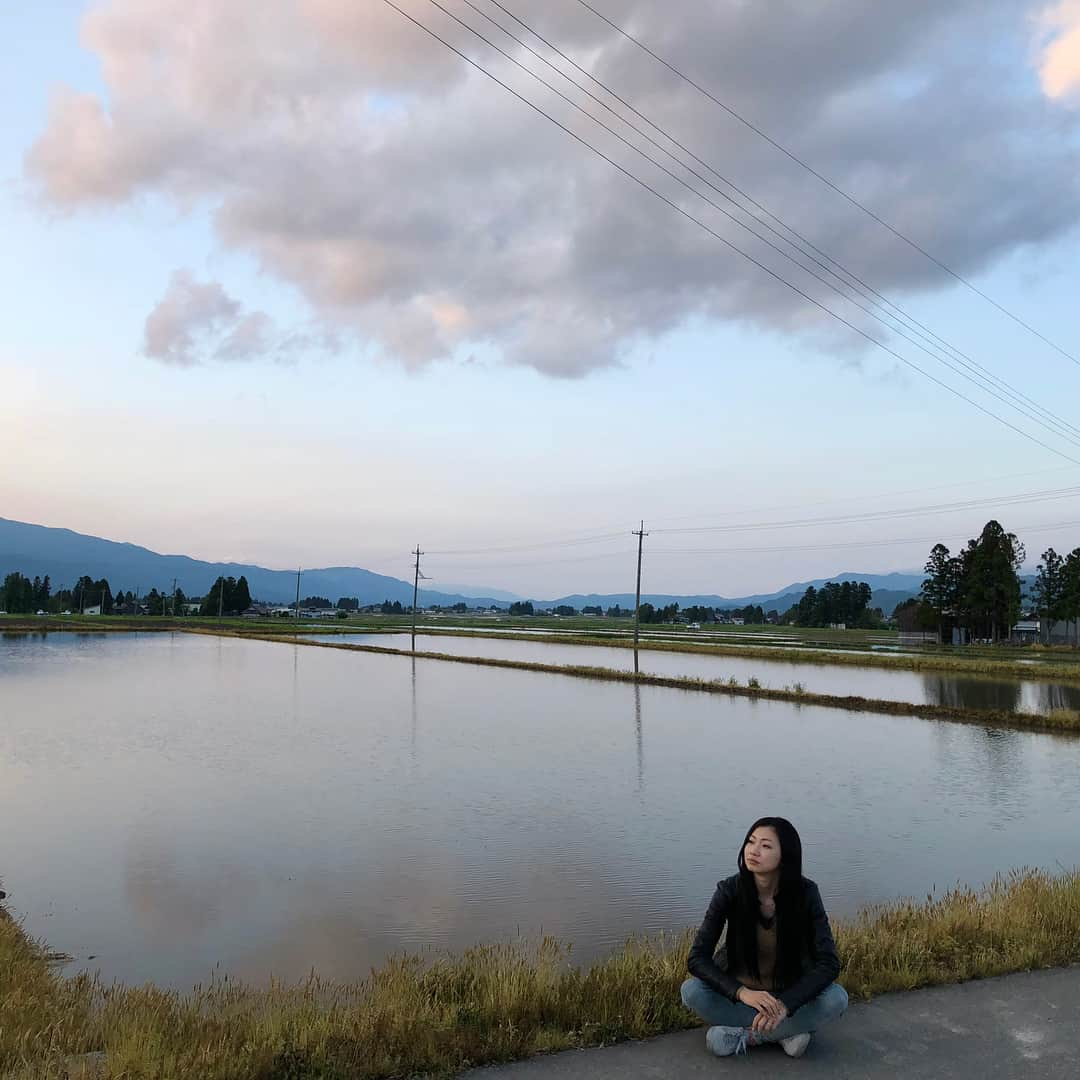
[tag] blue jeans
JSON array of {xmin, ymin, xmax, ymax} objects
[{"xmin": 681, "ymin": 977, "xmax": 848, "ymax": 1041}]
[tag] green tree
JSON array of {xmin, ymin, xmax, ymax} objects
[
  {"xmin": 2, "ymin": 572, "xmax": 34, "ymax": 613},
  {"xmin": 921, "ymin": 543, "xmax": 962, "ymax": 641},
  {"xmin": 1060, "ymin": 548, "xmax": 1080, "ymax": 645},
  {"xmin": 1032, "ymin": 548, "xmax": 1066, "ymax": 638},
  {"xmin": 959, "ymin": 520, "xmax": 1024, "ymax": 641},
  {"xmin": 201, "ymin": 577, "xmax": 236, "ymax": 616},
  {"xmin": 509, "ymin": 601, "xmax": 534, "ymax": 616}
]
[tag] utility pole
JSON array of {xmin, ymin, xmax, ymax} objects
[
  {"xmin": 218, "ymin": 576, "xmax": 224, "ymax": 620},
  {"xmin": 411, "ymin": 545, "xmax": 423, "ymax": 652},
  {"xmin": 294, "ymin": 567, "xmax": 302, "ymax": 622},
  {"xmin": 171, "ymin": 578, "xmax": 177, "ymax": 619},
  {"xmin": 632, "ymin": 520, "xmax": 648, "ymax": 674}
]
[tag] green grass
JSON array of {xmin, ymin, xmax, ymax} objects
[{"xmin": 3, "ymin": 869, "xmax": 1079, "ymax": 1078}]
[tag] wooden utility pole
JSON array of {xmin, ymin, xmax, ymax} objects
[
  {"xmin": 171, "ymin": 578, "xmax": 177, "ymax": 619},
  {"xmin": 218, "ymin": 576, "xmax": 224, "ymax": 620},
  {"xmin": 294, "ymin": 567, "xmax": 302, "ymax": 622},
  {"xmin": 411, "ymin": 545, "xmax": 423, "ymax": 652},
  {"xmin": 632, "ymin": 520, "xmax": 647, "ymax": 674}
]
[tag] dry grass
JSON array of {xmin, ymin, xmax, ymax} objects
[{"xmin": 3, "ymin": 870, "xmax": 1079, "ymax": 1078}]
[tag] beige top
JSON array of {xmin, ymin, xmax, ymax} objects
[{"xmin": 735, "ymin": 921, "xmax": 777, "ymax": 991}]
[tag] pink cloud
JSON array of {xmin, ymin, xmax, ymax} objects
[{"xmin": 1038, "ymin": 1, "xmax": 1080, "ymax": 101}]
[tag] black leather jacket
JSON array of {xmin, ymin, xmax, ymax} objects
[{"xmin": 687, "ymin": 874, "xmax": 841, "ymax": 1014}]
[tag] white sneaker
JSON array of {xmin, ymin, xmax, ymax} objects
[{"xmin": 780, "ymin": 1032, "xmax": 812, "ymax": 1058}]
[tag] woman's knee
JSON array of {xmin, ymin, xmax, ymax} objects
[
  {"xmin": 680, "ymin": 976, "xmax": 707, "ymax": 1009},
  {"xmin": 821, "ymin": 982, "xmax": 849, "ymax": 1020}
]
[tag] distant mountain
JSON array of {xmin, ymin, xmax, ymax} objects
[
  {"xmin": 0, "ymin": 518, "xmax": 507, "ymax": 608},
  {"xmin": 535, "ymin": 572, "xmax": 925, "ymax": 613},
  {"xmin": 428, "ymin": 583, "xmax": 523, "ymax": 603},
  {"xmin": 1, "ymin": 517, "xmax": 928, "ymax": 613}
]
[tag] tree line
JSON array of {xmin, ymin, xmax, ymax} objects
[
  {"xmin": 906, "ymin": 520, "xmax": 1080, "ymax": 642},
  {"xmin": 0, "ymin": 570, "xmax": 251, "ymax": 616},
  {"xmin": 787, "ymin": 581, "xmax": 880, "ymax": 629}
]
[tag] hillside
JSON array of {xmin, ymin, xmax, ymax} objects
[{"xmin": 0, "ymin": 518, "xmax": 501, "ymax": 608}]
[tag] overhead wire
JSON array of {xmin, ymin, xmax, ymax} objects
[
  {"xmin": 463, "ymin": 0, "xmax": 1080, "ymax": 443},
  {"xmin": 426, "ymin": 529, "xmax": 628, "ymax": 556},
  {"xmin": 420, "ymin": 0, "xmax": 1080, "ymax": 448},
  {"xmin": 651, "ymin": 484, "xmax": 1080, "ymax": 535},
  {"xmin": 381, "ymin": 0, "xmax": 1080, "ymax": 467},
  {"xmin": 647, "ymin": 517, "xmax": 1080, "ymax": 556},
  {"xmin": 571, "ymin": 0, "xmax": 1080, "ymax": 370}
]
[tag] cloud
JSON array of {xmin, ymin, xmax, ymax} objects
[
  {"xmin": 26, "ymin": 0, "xmax": 1080, "ymax": 376},
  {"xmin": 1038, "ymin": 1, "xmax": 1080, "ymax": 101},
  {"xmin": 143, "ymin": 270, "xmax": 312, "ymax": 366}
]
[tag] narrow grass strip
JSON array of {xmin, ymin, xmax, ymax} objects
[
  {"xmin": 3, "ymin": 869, "xmax": 1079, "ymax": 1079},
  {"xmin": 367, "ymin": 627, "xmax": 1080, "ymax": 684},
  {"xmin": 7, "ymin": 616, "xmax": 1080, "ymax": 682},
  {"xmin": 195, "ymin": 629, "xmax": 1080, "ymax": 735}
]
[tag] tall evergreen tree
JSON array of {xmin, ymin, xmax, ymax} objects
[
  {"xmin": 1061, "ymin": 548, "xmax": 1080, "ymax": 645},
  {"xmin": 1032, "ymin": 548, "xmax": 1066, "ymax": 637},
  {"xmin": 959, "ymin": 521, "xmax": 1024, "ymax": 641}
]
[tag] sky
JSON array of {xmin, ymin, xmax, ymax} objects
[{"xmin": 3, "ymin": 0, "xmax": 1080, "ymax": 598}]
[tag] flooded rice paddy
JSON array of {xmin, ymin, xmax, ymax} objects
[
  {"xmin": 309, "ymin": 632, "xmax": 1080, "ymax": 714},
  {"xmin": 2, "ymin": 630, "xmax": 1079, "ymax": 991}
]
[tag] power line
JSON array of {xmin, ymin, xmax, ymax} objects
[
  {"xmin": 651, "ymin": 484, "xmax": 1080, "ymax": 535},
  {"xmin": 571, "ymin": 0, "xmax": 1080, "ymax": 370},
  {"xmin": 414, "ymin": 483, "xmax": 1080, "ymax": 570},
  {"xmin": 461, "ymin": 0, "xmax": 1080, "ymax": 444},
  {"xmin": 421, "ymin": 0, "xmax": 1080, "ymax": 448},
  {"xmin": 380, "ymin": 0, "xmax": 1080, "ymax": 467},
  {"xmin": 649, "ymin": 464, "xmax": 1080, "ymax": 527},
  {"xmin": 426, "ymin": 529, "xmax": 628, "ymax": 556},
  {"xmin": 647, "ymin": 516, "xmax": 1080, "ymax": 556}
]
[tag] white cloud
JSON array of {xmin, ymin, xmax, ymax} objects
[
  {"xmin": 142, "ymin": 270, "xmax": 320, "ymax": 366},
  {"xmin": 26, "ymin": 0, "xmax": 1080, "ymax": 376}
]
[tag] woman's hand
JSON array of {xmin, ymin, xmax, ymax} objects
[{"xmin": 737, "ymin": 988, "xmax": 788, "ymax": 1032}]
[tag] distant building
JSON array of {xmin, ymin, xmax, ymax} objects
[
  {"xmin": 1010, "ymin": 619, "xmax": 1040, "ymax": 644},
  {"xmin": 83, "ymin": 604, "xmax": 102, "ymax": 616}
]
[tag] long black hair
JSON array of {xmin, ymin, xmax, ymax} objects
[{"xmin": 729, "ymin": 816, "xmax": 809, "ymax": 986}]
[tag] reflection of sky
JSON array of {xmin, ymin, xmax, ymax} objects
[
  {"xmin": 309, "ymin": 632, "xmax": 1080, "ymax": 715},
  {"xmin": 2, "ymin": 632, "xmax": 1080, "ymax": 989}
]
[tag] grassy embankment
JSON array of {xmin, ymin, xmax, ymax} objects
[
  {"xmin": 202, "ymin": 630, "xmax": 1080, "ymax": 734},
  {"xmin": 3, "ymin": 868, "xmax": 1079, "ymax": 1079},
  {"xmin": 6, "ymin": 614, "xmax": 1080, "ymax": 682}
]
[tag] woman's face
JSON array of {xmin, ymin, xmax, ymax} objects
[{"xmin": 743, "ymin": 826, "xmax": 782, "ymax": 874}]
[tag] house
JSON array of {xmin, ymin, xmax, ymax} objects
[
  {"xmin": 83, "ymin": 604, "xmax": 102, "ymax": 616},
  {"xmin": 1010, "ymin": 619, "xmax": 1040, "ymax": 644}
]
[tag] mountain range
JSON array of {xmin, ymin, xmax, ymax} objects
[{"xmin": 0, "ymin": 517, "xmax": 924, "ymax": 611}]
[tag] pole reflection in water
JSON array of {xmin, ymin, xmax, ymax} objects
[
  {"xmin": 410, "ymin": 655, "xmax": 418, "ymax": 763},
  {"xmin": 633, "ymin": 681, "xmax": 644, "ymax": 794}
]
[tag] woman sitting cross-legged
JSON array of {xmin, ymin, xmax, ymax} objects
[{"xmin": 680, "ymin": 816, "xmax": 848, "ymax": 1058}]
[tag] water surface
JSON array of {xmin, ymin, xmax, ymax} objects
[
  {"xmin": 2, "ymin": 631, "xmax": 1079, "ymax": 991},
  {"xmin": 309, "ymin": 632, "xmax": 1080, "ymax": 715}
]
